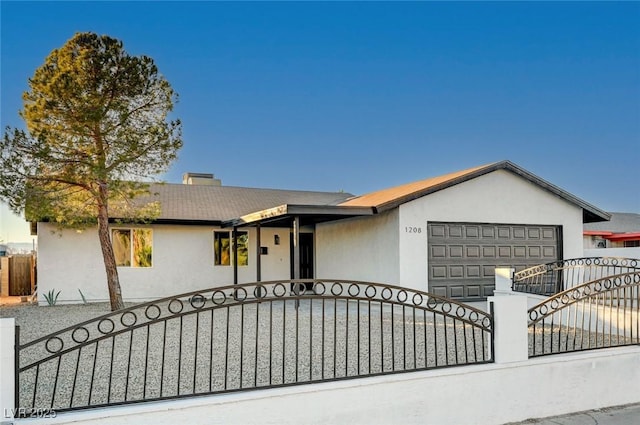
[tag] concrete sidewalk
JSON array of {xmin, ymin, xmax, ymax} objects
[{"xmin": 508, "ymin": 403, "xmax": 640, "ymax": 424}]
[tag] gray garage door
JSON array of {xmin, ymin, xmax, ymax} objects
[{"xmin": 427, "ymin": 222, "xmax": 562, "ymax": 301}]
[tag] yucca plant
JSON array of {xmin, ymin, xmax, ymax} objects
[
  {"xmin": 43, "ymin": 289, "xmax": 61, "ymax": 306},
  {"xmin": 78, "ymin": 289, "xmax": 88, "ymax": 304}
]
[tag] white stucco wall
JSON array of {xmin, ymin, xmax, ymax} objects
[
  {"xmin": 37, "ymin": 223, "xmax": 292, "ymax": 303},
  {"xmin": 396, "ymin": 170, "xmax": 584, "ymax": 292},
  {"xmin": 315, "ymin": 210, "xmax": 399, "ymax": 284},
  {"xmin": 10, "ymin": 346, "xmax": 640, "ymax": 425}
]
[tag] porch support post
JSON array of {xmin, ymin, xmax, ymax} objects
[
  {"xmin": 0, "ymin": 318, "xmax": 16, "ymax": 420},
  {"xmin": 256, "ymin": 223, "xmax": 261, "ymax": 282},
  {"xmin": 292, "ymin": 216, "xmax": 300, "ymax": 280},
  {"xmin": 233, "ymin": 226, "xmax": 238, "ymax": 285}
]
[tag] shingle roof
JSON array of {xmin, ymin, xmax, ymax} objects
[
  {"xmin": 339, "ymin": 160, "xmax": 610, "ymax": 223},
  {"xmin": 584, "ymin": 212, "xmax": 640, "ymax": 233},
  {"xmin": 139, "ymin": 183, "xmax": 353, "ymax": 222},
  {"xmin": 121, "ymin": 160, "xmax": 609, "ymax": 225},
  {"xmin": 339, "ymin": 163, "xmax": 490, "ymax": 209}
]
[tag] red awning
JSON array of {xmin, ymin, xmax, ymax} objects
[
  {"xmin": 583, "ymin": 231, "xmax": 614, "ymax": 236},
  {"xmin": 604, "ymin": 232, "xmax": 640, "ymax": 242}
]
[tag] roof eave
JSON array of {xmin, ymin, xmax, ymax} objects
[
  {"xmin": 35, "ymin": 217, "xmax": 224, "ymax": 226},
  {"xmin": 375, "ymin": 160, "xmax": 611, "ymax": 223},
  {"xmin": 499, "ymin": 161, "xmax": 610, "ymax": 223},
  {"xmin": 146, "ymin": 218, "xmax": 223, "ymax": 226},
  {"xmin": 222, "ymin": 204, "xmax": 375, "ymax": 228}
]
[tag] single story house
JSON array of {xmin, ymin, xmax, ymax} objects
[{"xmin": 34, "ymin": 160, "xmax": 609, "ymax": 304}]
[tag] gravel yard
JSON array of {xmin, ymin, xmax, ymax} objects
[
  {"xmin": 2, "ymin": 298, "xmax": 491, "ymax": 412},
  {"xmin": 1, "ymin": 302, "xmax": 128, "ymax": 342}
]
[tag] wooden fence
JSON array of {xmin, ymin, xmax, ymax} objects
[{"xmin": 0, "ymin": 255, "xmax": 36, "ymax": 296}]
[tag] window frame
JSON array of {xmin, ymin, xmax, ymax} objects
[
  {"xmin": 111, "ymin": 228, "xmax": 153, "ymax": 268},
  {"xmin": 214, "ymin": 230, "xmax": 249, "ymax": 267}
]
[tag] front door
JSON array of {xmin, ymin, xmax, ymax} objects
[
  {"xmin": 290, "ymin": 232, "xmax": 314, "ymax": 279},
  {"xmin": 299, "ymin": 233, "xmax": 314, "ymax": 279}
]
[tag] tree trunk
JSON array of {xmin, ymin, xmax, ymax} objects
[{"xmin": 97, "ymin": 184, "xmax": 125, "ymax": 311}]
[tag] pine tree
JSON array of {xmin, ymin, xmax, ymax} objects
[{"xmin": 0, "ymin": 32, "xmax": 182, "ymax": 310}]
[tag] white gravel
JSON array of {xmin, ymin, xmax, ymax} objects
[{"xmin": 2, "ymin": 298, "xmax": 491, "ymax": 411}]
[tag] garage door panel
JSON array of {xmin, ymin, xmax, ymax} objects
[
  {"xmin": 431, "ymin": 245, "xmax": 446, "ymax": 258},
  {"xmin": 430, "ymin": 224, "xmax": 446, "ymax": 238},
  {"xmin": 431, "ymin": 265, "xmax": 447, "ymax": 279},
  {"xmin": 528, "ymin": 228, "xmax": 541, "ymax": 239},
  {"xmin": 449, "ymin": 265, "xmax": 464, "ymax": 278},
  {"xmin": 448, "ymin": 225, "xmax": 463, "ymax": 238},
  {"xmin": 513, "ymin": 246, "xmax": 527, "ymax": 258},
  {"xmin": 497, "ymin": 227, "xmax": 511, "ymax": 238},
  {"xmin": 482, "ymin": 226, "xmax": 495, "ymax": 238},
  {"xmin": 466, "ymin": 285, "xmax": 481, "ymax": 298},
  {"xmin": 466, "ymin": 246, "xmax": 481, "ymax": 257},
  {"xmin": 483, "ymin": 285, "xmax": 496, "ymax": 297},
  {"xmin": 431, "ymin": 286, "xmax": 448, "ymax": 298},
  {"xmin": 482, "ymin": 246, "xmax": 496, "ymax": 258},
  {"xmin": 482, "ymin": 266, "xmax": 495, "ymax": 277},
  {"xmin": 542, "ymin": 246, "xmax": 556, "ymax": 258},
  {"xmin": 528, "ymin": 246, "xmax": 541, "ymax": 257},
  {"xmin": 465, "ymin": 226, "xmax": 480, "ymax": 238},
  {"xmin": 449, "ymin": 286, "xmax": 465, "ymax": 298},
  {"xmin": 428, "ymin": 222, "xmax": 561, "ymax": 301},
  {"xmin": 498, "ymin": 246, "xmax": 512, "ymax": 258},
  {"xmin": 513, "ymin": 227, "xmax": 526, "ymax": 239},
  {"xmin": 466, "ymin": 265, "xmax": 481, "ymax": 278},
  {"xmin": 449, "ymin": 246, "xmax": 464, "ymax": 257}
]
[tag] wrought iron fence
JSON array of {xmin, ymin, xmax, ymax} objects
[
  {"xmin": 513, "ymin": 257, "xmax": 640, "ymax": 296},
  {"xmin": 16, "ymin": 279, "xmax": 493, "ymax": 413},
  {"xmin": 528, "ymin": 272, "xmax": 640, "ymax": 357}
]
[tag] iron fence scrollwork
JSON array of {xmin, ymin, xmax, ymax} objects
[
  {"xmin": 16, "ymin": 279, "xmax": 493, "ymax": 413},
  {"xmin": 528, "ymin": 271, "xmax": 640, "ymax": 357},
  {"xmin": 513, "ymin": 257, "xmax": 640, "ymax": 296}
]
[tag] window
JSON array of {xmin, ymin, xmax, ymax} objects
[
  {"xmin": 236, "ymin": 232, "xmax": 249, "ymax": 265},
  {"xmin": 624, "ymin": 240, "xmax": 640, "ymax": 248},
  {"xmin": 112, "ymin": 229, "xmax": 153, "ymax": 267},
  {"xmin": 214, "ymin": 232, "xmax": 230, "ymax": 265},
  {"xmin": 214, "ymin": 231, "xmax": 248, "ymax": 266}
]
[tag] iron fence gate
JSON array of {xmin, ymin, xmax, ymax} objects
[
  {"xmin": 513, "ymin": 257, "xmax": 640, "ymax": 296},
  {"xmin": 16, "ymin": 279, "xmax": 493, "ymax": 413},
  {"xmin": 528, "ymin": 271, "xmax": 640, "ymax": 357}
]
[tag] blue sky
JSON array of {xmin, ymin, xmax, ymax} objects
[{"xmin": 1, "ymin": 1, "xmax": 639, "ymax": 242}]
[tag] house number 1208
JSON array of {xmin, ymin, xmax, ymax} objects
[{"xmin": 405, "ymin": 227, "xmax": 422, "ymax": 233}]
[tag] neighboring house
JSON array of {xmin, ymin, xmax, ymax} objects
[
  {"xmin": 583, "ymin": 212, "xmax": 640, "ymax": 258},
  {"xmin": 34, "ymin": 161, "xmax": 609, "ymax": 304}
]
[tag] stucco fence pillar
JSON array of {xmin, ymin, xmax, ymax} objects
[
  {"xmin": 488, "ymin": 267, "xmax": 529, "ymax": 364},
  {"xmin": 0, "ymin": 318, "xmax": 16, "ymax": 422}
]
